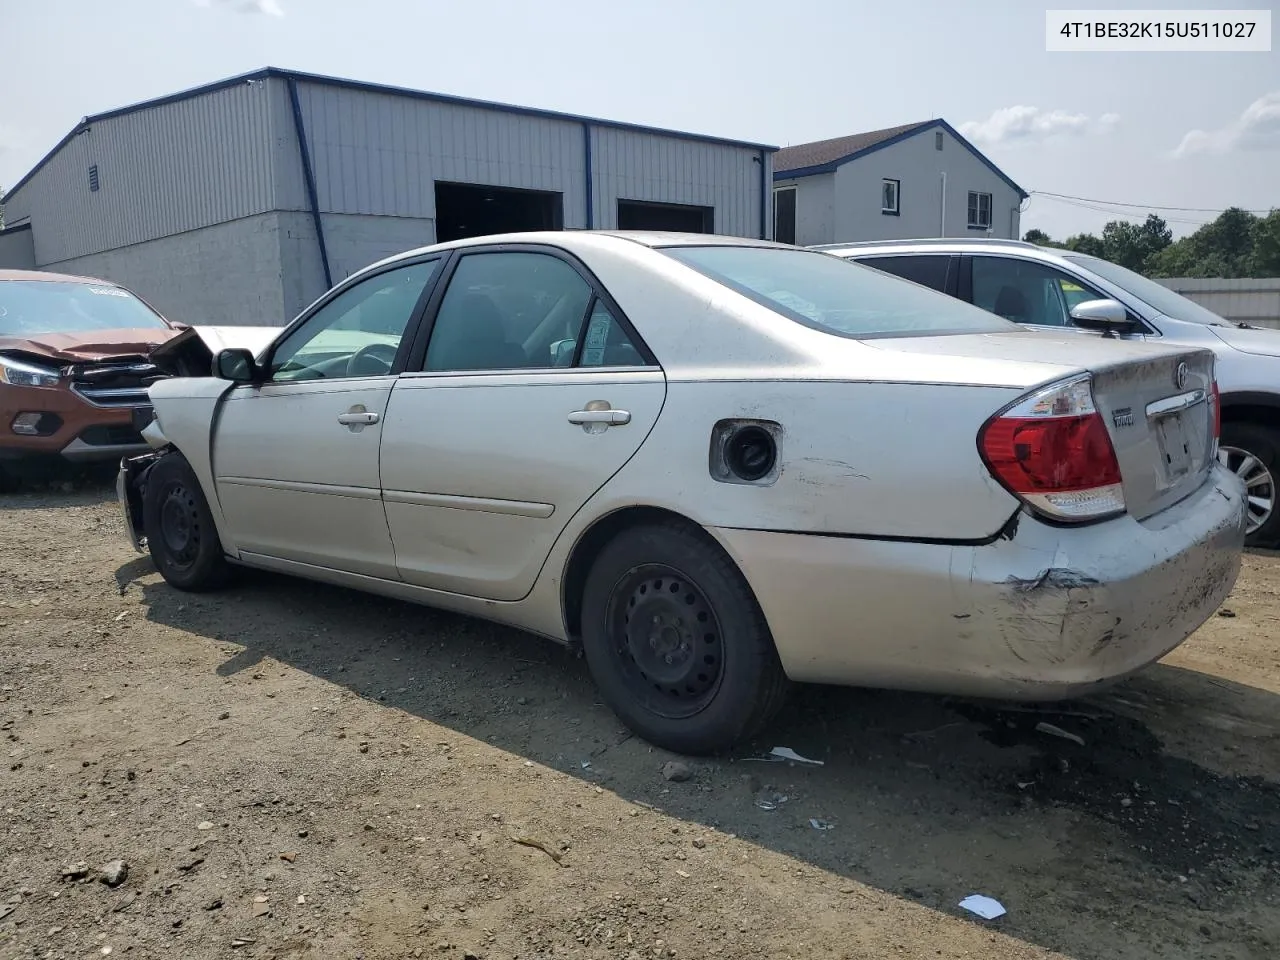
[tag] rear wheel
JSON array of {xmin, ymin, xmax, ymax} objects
[
  {"xmin": 143, "ymin": 453, "xmax": 231, "ymax": 591},
  {"xmin": 580, "ymin": 520, "xmax": 789, "ymax": 755},
  {"xmin": 1219, "ymin": 421, "xmax": 1279, "ymax": 548}
]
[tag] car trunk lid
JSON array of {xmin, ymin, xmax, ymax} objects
[{"xmin": 1090, "ymin": 348, "xmax": 1216, "ymax": 520}]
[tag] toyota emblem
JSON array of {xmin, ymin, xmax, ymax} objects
[{"xmin": 1174, "ymin": 361, "xmax": 1189, "ymax": 391}]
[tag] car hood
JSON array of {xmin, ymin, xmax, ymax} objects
[
  {"xmin": 0, "ymin": 327, "xmax": 183, "ymax": 363},
  {"xmin": 1207, "ymin": 323, "xmax": 1280, "ymax": 358},
  {"xmin": 149, "ymin": 324, "xmax": 282, "ymax": 376}
]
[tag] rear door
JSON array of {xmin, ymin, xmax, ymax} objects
[{"xmin": 379, "ymin": 245, "xmax": 667, "ymax": 601}]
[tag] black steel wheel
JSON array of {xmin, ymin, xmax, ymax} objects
[
  {"xmin": 581, "ymin": 519, "xmax": 789, "ymax": 755},
  {"xmin": 606, "ymin": 564, "xmax": 726, "ymax": 719},
  {"xmin": 143, "ymin": 453, "xmax": 230, "ymax": 591}
]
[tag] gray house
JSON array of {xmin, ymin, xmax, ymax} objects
[
  {"xmin": 0, "ymin": 68, "xmax": 775, "ymax": 326},
  {"xmin": 772, "ymin": 119, "xmax": 1026, "ymax": 246}
]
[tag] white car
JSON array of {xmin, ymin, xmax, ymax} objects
[
  {"xmin": 821, "ymin": 237, "xmax": 1280, "ymax": 546},
  {"xmin": 118, "ymin": 232, "xmax": 1247, "ymax": 755}
]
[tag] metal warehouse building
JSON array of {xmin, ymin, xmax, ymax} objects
[{"xmin": 0, "ymin": 68, "xmax": 776, "ymax": 326}]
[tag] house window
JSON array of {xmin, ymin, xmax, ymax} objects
[
  {"xmin": 881, "ymin": 179, "xmax": 900, "ymax": 216},
  {"xmin": 88, "ymin": 165, "xmax": 100, "ymax": 193},
  {"xmin": 773, "ymin": 186, "xmax": 797, "ymax": 244},
  {"xmin": 935, "ymin": 131, "xmax": 943, "ymax": 151},
  {"xmin": 967, "ymin": 191, "xmax": 992, "ymax": 229}
]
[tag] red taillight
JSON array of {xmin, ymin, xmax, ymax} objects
[
  {"xmin": 978, "ymin": 375, "xmax": 1126, "ymax": 522},
  {"xmin": 1211, "ymin": 380, "xmax": 1221, "ymax": 441}
]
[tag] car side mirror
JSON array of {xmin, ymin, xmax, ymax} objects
[
  {"xmin": 1069, "ymin": 298, "xmax": 1136, "ymax": 337},
  {"xmin": 213, "ymin": 348, "xmax": 259, "ymax": 383}
]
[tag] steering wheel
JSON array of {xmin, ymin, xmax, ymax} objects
[{"xmin": 346, "ymin": 341, "xmax": 399, "ymax": 377}]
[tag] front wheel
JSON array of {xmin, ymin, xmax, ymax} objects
[
  {"xmin": 580, "ymin": 520, "xmax": 789, "ymax": 756},
  {"xmin": 1219, "ymin": 422, "xmax": 1279, "ymax": 548},
  {"xmin": 142, "ymin": 453, "xmax": 231, "ymax": 591}
]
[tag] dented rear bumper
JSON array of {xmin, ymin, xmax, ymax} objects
[{"xmin": 712, "ymin": 463, "xmax": 1247, "ymax": 700}]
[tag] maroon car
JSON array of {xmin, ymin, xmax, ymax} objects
[{"xmin": 0, "ymin": 270, "xmax": 183, "ymax": 484}]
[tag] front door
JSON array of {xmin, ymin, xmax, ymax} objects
[
  {"xmin": 212, "ymin": 258, "xmax": 441, "ymax": 578},
  {"xmin": 965, "ymin": 255, "xmax": 1148, "ymax": 339},
  {"xmin": 379, "ymin": 248, "xmax": 667, "ymax": 601}
]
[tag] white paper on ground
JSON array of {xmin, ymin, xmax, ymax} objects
[
  {"xmin": 958, "ymin": 894, "xmax": 1007, "ymax": 920},
  {"xmin": 768, "ymin": 747, "xmax": 824, "ymax": 766}
]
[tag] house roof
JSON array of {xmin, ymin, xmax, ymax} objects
[
  {"xmin": 773, "ymin": 118, "xmax": 1028, "ymax": 199},
  {"xmin": 2, "ymin": 67, "xmax": 778, "ymax": 204}
]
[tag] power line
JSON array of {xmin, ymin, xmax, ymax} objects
[
  {"xmin": 1032, "ymin": 193, "xmax": 1211, "ymax": 227},
  {"xmin": 1032, "ymin": 190, "xmax": 1273, "ymax": 215}
]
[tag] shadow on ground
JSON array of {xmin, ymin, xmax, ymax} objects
[{"xmin": 126, "ymin": 560, "xmax": 1279, "ymax": 960}]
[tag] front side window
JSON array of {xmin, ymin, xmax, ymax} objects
[
  {"xmin": 0, "ymin": 281, "xmax": 168, "ymax": 336},
  {"xmin": 268, "ymin": 259, "xmax": 439, "ymax": 381},
  {"xmin": 663, "ymin": 245, "xmax": 1014, "ymax": 339},
  {"xmin": 881, "ymin": 179, "xmax": 900, "ymax": 215},
  {"xmin": 967, "ymin": 191, "xmax": 992, "ymax": 229},
  {"xmin": 971, "ymin": 256, "xmax": 1104, "ymax": 327}
]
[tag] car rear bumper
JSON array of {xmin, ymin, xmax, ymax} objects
[{"xmin": 711, "ymin": 463, "xmax": 1247, "ymax": 700}]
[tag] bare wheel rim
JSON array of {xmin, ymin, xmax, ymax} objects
[
  {"xmin": 158, "ymin": 481, "xmax": 203, "ymax": 570},
  {"xmin": 1218, "ymin": 444, "xmax": 1275, "ymax": 536},
  {"xmin": 604, "ymin": 562, "xmax": 726, "ymax": 721}
]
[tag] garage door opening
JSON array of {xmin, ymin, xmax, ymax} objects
[
  {"xmin": 434, "ymin": 182, "xmax": 563, "ymax": 243},
  {"xmin": 617, "ymin": 200, "xmax": 714, "ymax": 233}
]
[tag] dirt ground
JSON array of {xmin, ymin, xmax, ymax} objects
[{"xmin": 2, "ymin": 476, "xmax": 1277, "ymax": 960}]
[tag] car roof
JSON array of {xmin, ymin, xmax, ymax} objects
[
  {"xmin": 813, "ymin": 237, "xmax": 1073, "ymax": 261},
  {"xmin": 0, "ymin": 268, "xmax": 118, "ymax": 285}
]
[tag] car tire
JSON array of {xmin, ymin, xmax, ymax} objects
[
  {"xmin": 143, "ymin": 452, "xmax": 231, "ymax": 591},
  {"xmin": 580, "ymin": 520, "xmax": 790, "ymax": 756},
  {"xmin": 1220, "ymin": 422, "xmax": 1280, "ymax": 549}
]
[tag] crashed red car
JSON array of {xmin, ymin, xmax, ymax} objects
[{"xmin": 0, "ymin": 269, "xmax": 183, "ymax": 482}]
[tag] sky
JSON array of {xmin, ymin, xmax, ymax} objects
[{"xmin": 1, "ymin": 0, "xmax": 1277, "ymax": 240}]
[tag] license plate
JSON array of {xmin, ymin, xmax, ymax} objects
[
  {"xmin": 131, "ymin": 406, "xmax": 155, "ymax": 431},
  {"xmin": 1155, "ymin": 412, "xmax": 1192, "ymax": 482}
]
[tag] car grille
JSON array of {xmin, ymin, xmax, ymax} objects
[
  {"xmin": 78, "ymin": 425, "xmax": 146, "ymax": 447},
  {"xmin": 67, "ymin": 360, "xmax": 166, "ymax": 408}
]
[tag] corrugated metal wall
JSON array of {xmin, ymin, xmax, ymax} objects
[
  {"xmin": 285, "ymin": 80, "xmax": 587, "ymax": 226},
  {"xmin": 6, "ymin": 81, "xmax": 277, "ymax": 266},
  {"xmin": 591, "ymin": 126, "xmax": 766, "ymax": 236},
  {"xmin": 1156, "ymin": 277, "xmax": 1280, "ymax": 329}
]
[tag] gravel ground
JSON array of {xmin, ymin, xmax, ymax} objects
[{"xmin": 1, "ymin": 477, "xmax": 1278, "ymax": 960}]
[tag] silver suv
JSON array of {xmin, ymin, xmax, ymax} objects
[{"xmin": 819, "ymin": 237, "xmax": 1280, "ymax": 547}]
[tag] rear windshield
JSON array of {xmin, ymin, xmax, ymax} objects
[
  {"xmin": 661, "ymin": 245, "xmax": 1015, "ymax": 339},
  {"xmin": 0, "ymin": 280, "xmax": 168, "ymax": 336}
]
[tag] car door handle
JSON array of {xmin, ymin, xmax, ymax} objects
[
  {"xmin": 337, "ymin": 411, "xmax": 379, "ymax": 425},
  {"xmin": 568, "ymin": 408, "xmax": 631, "ymax": 426}
]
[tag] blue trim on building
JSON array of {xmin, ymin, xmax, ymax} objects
[
  {"xmin": 758, "ymin": 150, "xmax": 768, "ymax": 239},
  {"xmin": 772, "ymin": 119, "xmax": 1028, "ymax": 200},
  {"xmin": 583, "ymin": 122, "xmax": 594, "ymax": 229},
  {"xmin": 286, "ymin": 77, "xmax": 333, "ymax": 290},
  {"xmin": 5, "ymin": 67, "xmax": 777, "ymax": 203}
]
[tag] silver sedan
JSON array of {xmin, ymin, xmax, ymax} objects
[{"xmin": 119, "ymin": 232, "xmax": 1247, "ymax": 755}]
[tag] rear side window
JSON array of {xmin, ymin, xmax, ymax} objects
[
  {"xmin": 855, "ymin": 255, "xmax": 952, "ymax": 293},
  {"xmin": 662, "ymin": 245, "xmax": 1013, "ymax": 339}
]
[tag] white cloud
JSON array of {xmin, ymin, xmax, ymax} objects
[
  {"xmin": 959, "ymin": 106, "xmax": 1120, "ymax": 147},
  {"xmin": 191, "ymin": 0, "xmax": 284, "ymax": 16},
  {"xmin": 1173, "ymin": 91, "xmax": 1280, "ymax": 158}
]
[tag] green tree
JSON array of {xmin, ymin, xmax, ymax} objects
[
  {"xmin": 1248, "ymin": 209, "xmax": 1280, "ymax": 277},
  {"xmin": 1023, "ymin": 228, "xmax": 1054, "ymax": 246},
  {"xmin": 1063, "ymin": 232, "xmax": 1106, "ymax": 257},
  {"xmin": 1100, "ymin": 214, "xmax": 1172, "ymax": 274}
]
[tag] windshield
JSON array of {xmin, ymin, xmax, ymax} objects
[
  {"xmin": 661, "ymin": 245, "xmax": 1015, "ymax": 339},
  {"xmin": 1064, "ymin": 255, "xmax": 1228, "ymax": 327},
  {"xmin": 0, "ymin": 280, "xmax": 169, "ymax": 337}
]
